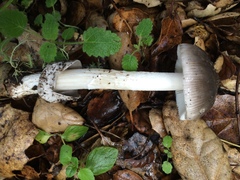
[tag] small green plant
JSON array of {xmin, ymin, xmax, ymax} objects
[
  {"xmin": 162, "ymin": 135, "xmax": 173, "ymax": 174},
  {"xmin": 35, "ymin": 125, "xmax": 118, "ymax": 179},
  {"xmin": 122, "ymin": 18, "xmax": 153, "ymax": 71},
  {"xmin": 0, "ymin": 0, "xmax": 121, "ymax": 66}
]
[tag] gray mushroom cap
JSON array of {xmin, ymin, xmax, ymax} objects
[{"xmin": 175, "ymin": 43, "xmax": 219, "ymax": 120}]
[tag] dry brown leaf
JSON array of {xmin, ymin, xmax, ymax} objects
[
  {"xmin": 87, "ymin": 91, "xmax": 124, "ymax": 126},
  {"xmin": 109, "ymin": 32, "xmax": 134, "ymax": 70},
  {"xmin": 108, "ymin": 8, "xmax": 149, "ymax": 33},
  {"xmin": 149, "ymin": 108, "xmax": 167, "ymax": 137},
  {"xmin": 0, "ymin": 104, "xmax": 38, "ymax": 178},
  {"xmin": 203, "ymin": 94, "xmax": 239, "ymax": 144},
  {"xmin": 150, "ymin": 13, "xmax": 182, "ymax": 57},
  {"xmin": 65, "ymin": 1, "xmax": 85, "ymax": 26},
  {"xmin": 32, "ymin": 98, "xmax": 85, "ymax": 133},
  {"xmin": 222, "ymin": 143, "xmax": 240, "ymax": 178},
  {"xmin": 162, "ymin": 101, "xmax": 233, "ymax": 180},
  {"xmin": 119, "ymin": 90, "xmax": 149, "ymax": 122}
]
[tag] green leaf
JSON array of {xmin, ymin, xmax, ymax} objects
[
  {"xmin": 42, "ymin": 13, "xmax": 59, "ymax": 40},
  {"xmin": 135, "ymin": 18, "xmax": 153, "ymax": 39},
  {"xmin": 21, "ymin": 0, "xmax": 34, "ymax": 8},
  {"xmin": 66, "ymin": 157, "xmax": 79, "ymax": 178},
  {"xmin": 59, "ymin": 144, "xmax": 72, "ymax": 166},
  {"xmin": 122, "ymin": 54, "xmax": 138, "ymax": 71},
  {"xmin": 142, "ymin": 35, "xmax": 153, "ymax": 46},
  {"xmin": 0, "ymin": 9, "xmax": 27, "ymax": 38},
  {"xmin": 62, "ymin": 28, "xmax": 75, "ymax": 41},
  {"xmin": 82, "ymin": 27, "xmax": 121, "ymax": 57},
  {"xmin": 78, "ymin": 168, "xmax": 95, "ymax": 180},
  {"xmin": 52, "ymin": 11, "xmax": 61, "ymax": 21},
  {"xmin": 86, "ymin": 146, "xmax": 118, "ymax": 176},
  {"xmin": 35, "ymin": 130, "xmax": 52, "ymax": 144},
  {"xmin": 45, "ymin": 0, "xmax": 57, "ymax": 8},
  {"xmin": 162, "ymin": 135, "xmax": 172, "ymax": 149},
  {"xmin": 39, "ymin": 42, "xmax": 57, "ymax": 63},
  {"xmin": 167, "ymin": 151, "xmax": 172, "ymax": 159},
  {"xmin": 34, "ymin": 14, "xmax": 43, "ymax": 26},
  {"xmin": 61, "ymin": 125, "xmax": 88, "ymax": 142},
  {"xmin": 162, "ymin": 161, "xmax": 173, "ymax": 174}
]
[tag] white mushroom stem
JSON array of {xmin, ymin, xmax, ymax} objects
[
  {"xmin": 9, "ymin": 69, "xmax": 183, "ymax": 99},
  {"xmin": 54, "ymin": 69, "xmax": 183, "ymax": 91}
]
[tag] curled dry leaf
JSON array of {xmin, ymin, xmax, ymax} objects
[
  {"xmin": 0, "ymin": 104, "xmax": 38, "ymax": 178},
  {"xmin": 32, "ymin": 98, "xmax": 85, "ymax": 133},
  {"xmin": 150, "ymin": 13, "xmax": 182, "ymax": 58},
  {"xmin": 162, "ymin": 101, "xmax": 233, "ymax": 180},
  {"xmin": 149, "ymin": 108, "xmax": 167, "ymax": 137}
]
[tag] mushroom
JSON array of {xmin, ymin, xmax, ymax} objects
[{"xmin": 7, "ymin": 43, "xmax": 219, "ymax": 120}]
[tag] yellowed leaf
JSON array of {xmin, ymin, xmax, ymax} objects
[
  {"xmin": 162, "ymin": 101, "xmax": 233, "ymax": 180},
  {"xmin": 32, "ymin": 98, "xmax": 85, "ymax": 133},
  {"xmin": 0, "ymin": 104, "xmax": 38, "ymax": 178}
]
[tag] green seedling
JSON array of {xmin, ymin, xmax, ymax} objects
[
  {"xmin": 35, "ymin": 125, "xmax": 118, "ymax": 179},
  {"xmin": 162, "ymin": 135, "xmax": 173, "ymax": 174},
  {"xmin": 0, "ymin": 0, "xmax": 121, "ymax": 72},
  {"xmin": 122, "ymin": 18, "xmax": 153, "ymax": 71}
]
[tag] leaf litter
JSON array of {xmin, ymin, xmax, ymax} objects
[{"xmin": 0, "ymin": 0, "xmax": 240, "ymax": 179}]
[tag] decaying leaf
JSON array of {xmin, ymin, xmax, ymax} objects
[
  {"xmin": 0, "ymin": 104, "xmax": 38, "ymax": 178},
  {"xmin": 150, "ymin": 13, "xmax": 182, "ymax": 57},
  {"xmin": 162, "ymin": 101, "xmax": 233, "ymax": 179},
  {"xmin": 125, "ymin": 109, "xmax": 152, "ymax": 134},
  {"xmin": 119, "ymin": 90, "xmax": 149, "ymax": 123},
  {"xmin": 32, "ymin": 98, "xmax": 85, "ymax": 133},
  {"xmin": 203, "ymin": 94, "xmax": 239, "ymax": 144},
  {"xmin": 87, "ymin": 91, "xmax": 124, "ymax": 126}
]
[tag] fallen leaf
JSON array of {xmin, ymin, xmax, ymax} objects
[
  {"xmin": 0, "ymin": 104, "xmax": 38, "ymax": 178},
  {"xmin": 109, "ymin": 32, "xmax": 134, "ymax": 70},
  {"xmin": 162, "ymin": 101, "xmax": 233, "ymax": 180},
  {"xmin": 150, "ymin": 13, "xmax": 182, "ymax": 58},
  {"xmin": 218, "ymin": 53, "xmax": 236, "ymax": 80},
  {"xmin": 87, "ymin": 91, "xmax": 124, "ymax": 126},
  {"xmin": 32, "ymin": 98, "xmax": 85, "ymax": 133},
  {"xmin": 149, "ymin": 108, "xmax": 167, "ymax": 137},
  {"xmin": 108, "ymin": 8, "xmax": 149, "ymax": 33},
  {"xmin": 119, "ymin": 90, "xmax": 149, "ymax": 123},
  {"xmin": 125, "ymin": 109, "xmax": 152, "ymax": 134},
  {"xmin": 21, "ymin": 165, "xmax": 40, "ymax": 179},
  {"xmin": 203, "ymin": 94, "xmax": 239, "ymax": 144}
]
